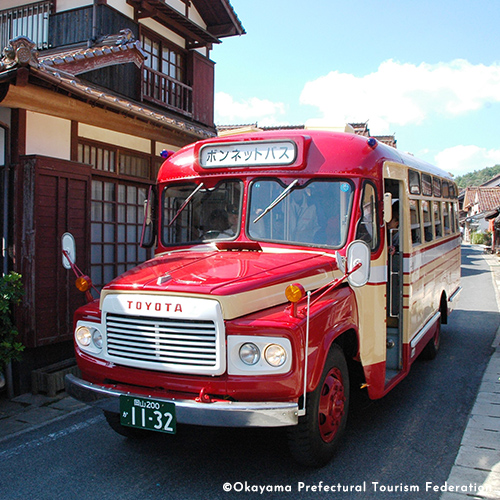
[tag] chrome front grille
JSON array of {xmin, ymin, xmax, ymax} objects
[{"xmin": 106, "ymin": 313, "xmax": 218, "ymax": 371}]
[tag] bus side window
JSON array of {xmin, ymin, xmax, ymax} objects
[
  {"xmin": 433, "ymin": 201, "xmax": 442, "ymax": 238},
  {"xmin": 450, "ymin": 202, "xmax": 457, "ymax": 233},
  {"xmin": 422, "ymin": 200, "xmax": 433, "ymax": 242},
  {"xmin": 410, "ymin": 199, "xmax": 421, "ymax": 245},
  {"xmin": 356, "ymin": 183, "xmax": 378, "ymax": 250},
  {"xmin": 443, "ymin": 202, "xmax": 451, "ymax": 235}
]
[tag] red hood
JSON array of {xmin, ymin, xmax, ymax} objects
[{"xmin": 104, "ymin": 247, "xmax": 337, "ymax": 296}]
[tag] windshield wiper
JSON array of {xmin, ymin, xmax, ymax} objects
[
  {"xmin": 253, "ymin": 179, "xmax": 299, "ymax": 223},
  {"xmin": 168, "ymin": 183, "xmax": 205, "ymax": 226}
]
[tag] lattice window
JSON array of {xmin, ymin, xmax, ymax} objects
[{"xmin": 90, "ymin": 180, "xmax": 152, "ymax": 289}]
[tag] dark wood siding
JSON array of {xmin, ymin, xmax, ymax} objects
[
  {"xmin": 190, "ymin": 51, "xmax": 215, "ymax": 127},
  {"xmin": 82, "ymin": 63, "xmax": 141, "ymax": 102},
  {"xmin": 15, "ymin": 156, "xmax": 92, "ymax": 348},
  {"xmin": 48, "ymin": 4, "xmax": 138, "ymax": 47}
]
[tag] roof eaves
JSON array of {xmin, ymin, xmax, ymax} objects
[{"xmin": 0, "ymin": 36, "xmax": 214, "ymax": 140}]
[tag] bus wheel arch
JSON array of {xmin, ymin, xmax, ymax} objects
[
  {"xmin": 307, "ymin": 327, "xmax": 359, "ymax": 392},
  {"xmin": 420, "ymin": 302, "xmax": 443, "ymax": 361}
]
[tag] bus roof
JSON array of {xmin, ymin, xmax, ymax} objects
[{"xmin": 158, "ymin": 129, "xmax": 454, "ymax": 183}]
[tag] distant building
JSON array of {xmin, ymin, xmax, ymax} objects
[
  {"xmin": 217, "ymin": 121, "xmax": 398, "ymax": 148},
  {"xmin": 0, "ymin": 0, "xmax": 244, "ymax": 393},
  {"xmin": 461, "ymin": 187, "xmax": 500, "ymax": 242},
  {"xmin": 480, "ymin": 173, "xmax": 500, "ymax": 188}
]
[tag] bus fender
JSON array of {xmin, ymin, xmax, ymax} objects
[{"xmin": 304, "ymin": 320, "xmax": 359, "ymax": 394}]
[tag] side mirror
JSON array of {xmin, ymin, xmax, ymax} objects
[
  {"xmin": 140, "ymin": 186, "xmax": 157, "ymax": 248},
  {"xmin": 61, "ymin": 232, "xmax": 76, "ymax": 270},
  {"xmin": 383, "ymin": 192, "xmax": 393, "ymax": 224},
  {"xmin": 335, "ymin": 251, "xmax": 345, "ymax": 274},
  {"xmin": 346, "ymin": 240, "xmax": 371, "ymax": 287}
]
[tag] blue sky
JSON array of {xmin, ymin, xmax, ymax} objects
[{"xmin": 211, "ymin": 0, "xmax": 500, "ymax": 177}]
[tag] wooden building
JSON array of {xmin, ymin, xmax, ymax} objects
[
  {"xmin": 0, "ymin": 0, "xmax": 244, "ymax": 393},
  {"xmin": 461, "ymin": 187, "xmax": 500, "ymax": 242}
]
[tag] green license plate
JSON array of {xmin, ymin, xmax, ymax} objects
[{"xmin": 120, "ymin": 395, "xmax": 176, "ymax": 434}]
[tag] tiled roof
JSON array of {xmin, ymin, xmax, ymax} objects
[
  {"xmin": 463, "ymin": 187, "xmax": 500, "ymax": 212},
  {"xmin": 0, "ymin": 36, "xmax": 215, "ymax": 139},
  {"xmin": 38, "ymin": 30, "xmax": 144, "ymax": 76},
  {"xmin": 374, "ymin": 135, "xmax": 397, "ymax": 148},
  {"xmin": 350, "ymin": 122, "xmax": 370, "ymax": 136}
]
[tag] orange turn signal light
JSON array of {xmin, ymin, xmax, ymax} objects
[
  {"xmin": 285, "ymin": 283, "xmax": 305, "ymax": 303},
  {"xmin": 75, "ymin": 276, "xmax": 91, "ymax": 292}
]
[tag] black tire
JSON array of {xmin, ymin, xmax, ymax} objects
[
  {"xmin": 104, "ymin": 411, "xmax": 153, "ymax": 439},
  {"xmin": 287, "ymin": 343, "xmax": 349, "ymax": 467},
  {"xmin": 420, "ymin": 320, "xmax": 441, "ymax": 360}
]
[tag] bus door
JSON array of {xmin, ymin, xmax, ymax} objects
[{"xmin": 385, "ymin": 179, "xmax": 404, "ymax": 378}]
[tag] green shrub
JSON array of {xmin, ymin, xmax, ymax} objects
[
  {"xmin": 470, "ymin": 232, "xmax": 484, "ymax": 244},
  {"xmin": 0, "ymin": 272, "xmax": 24, "ymax": 368},
  {"xmin": 470, "ymin": 231, "xmax": 491, "ymax": 245}
]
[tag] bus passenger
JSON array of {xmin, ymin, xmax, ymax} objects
[
  {"xmin": 204, "ymin": 209, "xmax": 234, "ymax": 239},
  {"xmin": 388, "ymin": 201, "xmax": 399, "ymax": 254},
  {"xmin": 289, "ymin": 189, "xmax": 320, "ymax": 243}
]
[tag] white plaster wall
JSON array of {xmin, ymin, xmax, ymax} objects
[
  {"xmin": 26, "ymin": 112, "xmax": 71, "ymax": 160},
  {"xmin": 194, "ymin": 46, "xmax": 209, "ymax": 58},
  {"xmin": 79, "ymin": 124, "xmax": 151, "ymax": 154},
  {"xmin": 188, "ymin": 4, "xmax": 206, "ymax": 29},
  {"xmin": 55, "ymin": 0, "xmax": 93, "ymax": 13},
  {"xmin": 164, "ymin": 0, "xmax": 206, "ymax": 28},
  {"xmin": 155, "ymin": 142, "xmax": 180, "ymax": 156},
  {"xmin": 165, "ymin": 0, "xmax": 186, "ymax": 16},
  {"xmin": 1, "ymin": 0, "xmax": 47, "ymax": 9},
  {"xmin": 140, "ymin": 18, "xmax": 185, "ymax": 48},
  {"xmin": 106, "ymin": 0, "xmax": 135, "ymax": 20}
]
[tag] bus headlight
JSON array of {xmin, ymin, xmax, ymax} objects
[
  {"xmin": 228, "ymin": 336, "xmax": 292, "ymax": 375},
  {"xmin": 264, "ymin": 344, "xmax": 287, "ymax": 367},
  {"xmin": 75, "ymin": 323, "xmax": 103, "ymax": 354},
  {"xmin": 76, "ymin": 326, "xmax": 91, "ymax": 346},
  {"xmin": 92, "ymin": 329, "xmax": 103, "ymax": 349},
  {"xmin": 239, "ymin": 343, "xmax": 260, "ymax": 365}
]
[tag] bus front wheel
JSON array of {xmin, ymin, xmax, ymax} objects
[{"xmin": 287, "ymin": 343, "xmax": 349, "ymax": 467}]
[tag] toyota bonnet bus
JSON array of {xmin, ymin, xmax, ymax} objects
[{"xmin": 65, "ymin": 129, "xmax": 461, "ymax": 467}]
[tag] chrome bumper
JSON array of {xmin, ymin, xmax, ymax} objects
[{"xmin": 65, "ymin": 374, "xmax": 299, "ymax": 427}]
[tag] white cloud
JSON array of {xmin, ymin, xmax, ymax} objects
[
  {"xmin": 435, "ymin": 145, "xmax": 500, "ymax": 176},
  {"xmin": 214, "ymin": 92, "xmax": 287, "ymax": 126},
  {"xmin": 300, "ymin": 59, "xmax": 500, "ymax": 133}
]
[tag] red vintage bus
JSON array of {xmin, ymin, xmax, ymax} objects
[{"xmin": 65, "ymin": 129, "xmax": 461, "ymax": 467}]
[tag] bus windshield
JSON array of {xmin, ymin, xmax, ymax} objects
[
  {"xmin": 162, "ymin": 180, "xmax": 243, "ymax": 245},
  {"xmin": 248, "ymin": 179, "xmax": 354, "ymax": 247}
]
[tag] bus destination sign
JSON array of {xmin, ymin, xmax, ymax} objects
[{"xmin": 199, "ymin": 140, "xmax": 297, "ymax": 168}]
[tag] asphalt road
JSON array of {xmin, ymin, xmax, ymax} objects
[{"xmin": 0, "ymin": 245, "xmax": 498, "ymax": 500}]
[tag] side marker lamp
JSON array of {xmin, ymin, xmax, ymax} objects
[
  {"xmin": 75, "ymin": 276, "xmax": 91, "ymax": 292},
  {"xmin": 285, "ymin": 283, "xmax": 305, "ymax": 303},
  {"xmin": 160, "ymin": 149, "xmax": 175, "ymax": 159},
  {"xmin": 286, "ymin": 283, "xmax": 306, "ymax": 318}
]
